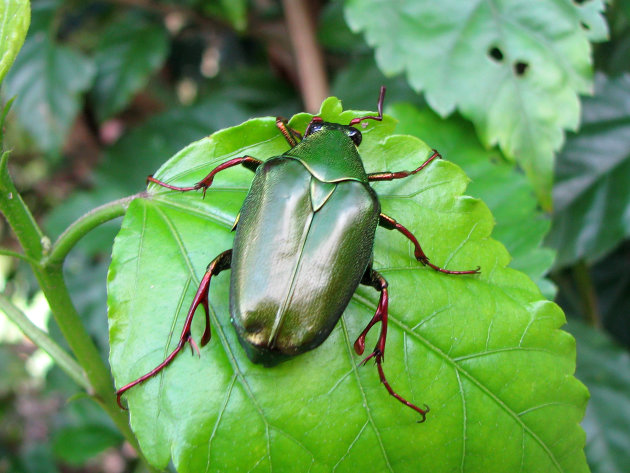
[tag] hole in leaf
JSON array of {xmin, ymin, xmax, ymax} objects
[
  {"xmin": 488, "ymin": 46, "xmax": 504, "ymax": 62},
  {"xmin": 514, "ymin": 61, "xmax": 529, "ymax": 76},
  {"xmin": 573, "ymin": 0, "xmax": 586, "ymax": 4},
  {"xmin": 580, "ymin": 21, "xmax": 590, "ymax": 30}
]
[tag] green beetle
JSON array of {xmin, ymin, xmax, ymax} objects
[{"xmin": 116, "ymin": 88, "xmax": 479, "ymax": 421}]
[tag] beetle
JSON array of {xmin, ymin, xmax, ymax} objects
[{"xmin": 116, "ymin": 87, "xmax": 479, "ymax": 422}]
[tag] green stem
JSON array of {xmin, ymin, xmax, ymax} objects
[
  {"xmin": 0, "ymin": 152, "xmax": 45, "ymax": 260},
  {"xmin": 0, "ymin": 293, "xmax": 89, "ymax": 390},
  {"xmin": 45, "ymin": 193, "xmax": 144, "ymax": 267},
  {"xmin": 0, "ymin": 247, "xmax": 39, "ymax": 265},
  {"xmin": 0, "ymin": 152, "xmax": 152, "ymax": 467}
]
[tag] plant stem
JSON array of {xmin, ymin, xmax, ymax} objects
[
  {"xmin": 282, "ymin": 0, "xmax": 329, "ymax": 112},
  {"xmin": 0, "ymin": 152, "xmax": 46, "ymax": 260},
  {"xmin": 0, "ymin": 247, "xmax": 39, "ymax": 265},
  {"xmin": 46, "ymin": 193, "xmax": 144, "ymax": 267},
  {"xmin": 0, "ymin": 293, "xmax": 89, "ymax": 389},
  {"xmin": 0, "ymin": 152, "xmax": 149, "ymax": 465}
]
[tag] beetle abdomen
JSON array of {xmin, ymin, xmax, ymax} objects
[{"xmin": 229, "ymin": 157, "xmax": 379, "ymax": 364}]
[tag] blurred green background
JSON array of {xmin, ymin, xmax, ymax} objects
[{"xmin": 0, "ymin": 0, "xmax": 629, "ymax": 472}]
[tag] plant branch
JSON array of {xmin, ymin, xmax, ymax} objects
[
  {"xmin": 46, "ymin": 193, "xmax": 145, "ymax": 267},
  {"xmin": 0, "ymin": 152, "xmax": 46, "ymax": 261},
  {"xmin": 0, "ymin": 247, "xmax": 39, "ymax": 265},
  {"xmin": 0, "ymin": 293, "xmax": 89, "ymax": 390},
  {"xmin": 0, "ymin": 152, "xmax": 144, "ymax": 459},
  {"xmin": 282, "ymin": 0, "xmax": 329, "ymax": 112}
]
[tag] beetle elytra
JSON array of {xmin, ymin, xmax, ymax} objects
[{"xmin": 116, "ymin": 87, "xmax": 479, "ymax": 422}]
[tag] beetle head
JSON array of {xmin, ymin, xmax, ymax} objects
[
  {"xmin": 304, "ymin": 118, "xmax": 363, "ymax": 146},
  {"xmin": 303, "ymin": 86, "xmax": 386, "ymax": 148}
]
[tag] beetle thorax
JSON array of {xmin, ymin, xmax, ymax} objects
[{"xmin": 284, "ymin": 128, "xmax": 368, "ymax": 183}]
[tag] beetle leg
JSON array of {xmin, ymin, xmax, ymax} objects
[
  {"xmin": 367, "ymin": 149, "xmax": 441, "ymax": 182},
  {"xmin": 356, "ymin": 267, "xmax": 430, "ymax": 422},
  {"xmin": 348, "ymin": 86, "xmax": 386, "ymax": 127},
  {"xmin": 275, "ymin": 117, "xmax": 302, "ymax": 146},
  {"xmin": 354, "ymin": 268, "xmax": 387, "ymax": 357},
  {"xmin": 116, "ymin": 249, "xmax": 232, "ymax": 409},
  {"xmin": 379, "ymin": 213, "xmax": 480, "ymax": 275},
  {"xmin": 147, "ymin": 156, "xmax": 263, "ymax": 197}
]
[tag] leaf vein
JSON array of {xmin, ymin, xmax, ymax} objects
[
  {"xmin": 340, "ymin": 318, "xmax": 394, "ymax": 473},
  {"xmin": 389, "ymin": 315, "xmax": 564, "ymax": 472}
]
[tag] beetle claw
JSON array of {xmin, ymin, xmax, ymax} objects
[
  {"xmin": 359, "ymin": 349, "xmax": 382, "ymax": 367},
  {"xmin": 416, "ymin": 404, "xmax": 430, "ymax": 423},
  {"xmin": 358, "ymin": 353, "xmax": 374, "ymax": 367}
]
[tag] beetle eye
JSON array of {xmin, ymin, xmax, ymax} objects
[
  {"xmin": 348, "ymin": 128, "xmax": 362, "ymax": 146},
  {"xmin": 305, "ymin": 118, "xmax": 324, "ymax": 137}
]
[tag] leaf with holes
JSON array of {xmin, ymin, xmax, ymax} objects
[
  {"xmin": 343, "ymin": 0, "xmax": 608, "ymax": 208},
  {"xmin": 108, "ymin": 97, "xmax": 589, "ymax": 472}
]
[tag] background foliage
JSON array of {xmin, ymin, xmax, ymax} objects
[{"xmin": 0, "ymin": 0, "xmax": 628, "ymax": 472}]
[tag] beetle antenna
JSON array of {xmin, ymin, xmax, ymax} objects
[{"xmin": 348, "ymin": 86, "xmax": 386, "ymax": 126}]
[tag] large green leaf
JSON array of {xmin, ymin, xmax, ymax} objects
[
  {"xmin": 546, "ymin": 73, "xmax": 630, "ymax": 268},
  {"xmin": 109, "ymin": 98, "xmax": 588, "ymax": 472},
  {"xmin": 389, "ymin": 103, "xmax": 555, "ymax": 297},
  {"xmin": 569, "ymin": 321, "xmax": 630, "ymax": 473},
  {"xmin": 0, "ymin": 0, "xmax": 30, "ymax": 84},
  {"xmin": 343, "ymin": 0, "xmax": 607, "ymax": 208},
  {"xmin": 4, "ymin": 33, "xmax": 94, "ymax": 154},
  {"xmin": 92, "ymin": 16, "xmax": 169, "ymax": 121}
]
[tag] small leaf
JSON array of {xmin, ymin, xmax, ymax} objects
[
  {"xmin": 389, "ymin": 103, "xmax": 555, "ymax": 297},
  {"xmin": 547, "ymin": 73, "xmax": 630, "ymax": 268},
  {"xmin": 4, "ymin": 32, "xmax": 94, "ymax": 155},
  {"xmin": 0, "ymin": 0, "xmax": 30, "ymax": 84},
  {"xmin": 92, "ymin": 16, "xmax": 169, "ymax": 121},
  {"xmin": 569, "ymin": 320, "xmax": 630, "ymax": 473},
  {"xmin": 343, "ymin": 0, "xmax": 608, "ymax": 208},
  {"xmin": 109, "ymin": 98, "xmax": 588, "ymax": 472}
]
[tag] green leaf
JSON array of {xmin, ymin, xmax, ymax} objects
[
  {"xmin": 109, "ymin": 98, "xmax": 588, "ymax": 472},
  {"xmin": 389, "ymin": 103, "xmax": 556, "ymax": 297},
  {"xmin": 0, "ymin": 0, "xmax": 30, "ymax": 84},
  {"xmin": 92, "ymin": 16, "xmax": 169, "ymax": 121},
  {"xmin": 546, "ymin": 73, "xmax": 630, "ymax": 268},
  {"xmin": 569, "ymin": 320, "xmax": 630, "ymax": 473},
  {"xmin": 44, "ymin": 95, "xmax": 253, "ymax": 262},
  {"xmin": 4, "ymin": 32, "xmax": 94, "ymax": 155},
  {"xmin": 343, "ymin": 0, "xmax": 608, "ymax": 208}
]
